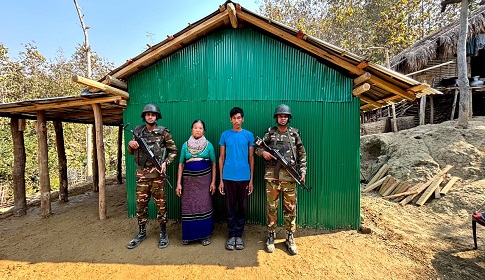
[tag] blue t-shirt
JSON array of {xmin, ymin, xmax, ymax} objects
[{"xmin": 219, "ymin": 129, "xmax": 254, "ymax": 181}]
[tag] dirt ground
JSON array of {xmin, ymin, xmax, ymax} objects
[{"xmin": 1, "ymin": 119, "xmax": 485, "ymax": 280}]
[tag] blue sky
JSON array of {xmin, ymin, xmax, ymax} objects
[{"xmin": 0, "ymin": 0, "xmax": 260, "ymax": 67}]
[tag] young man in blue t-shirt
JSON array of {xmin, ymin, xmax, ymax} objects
[{"xmin": 218, "ymin": 107, "xmax": 254, "ymax": 250}]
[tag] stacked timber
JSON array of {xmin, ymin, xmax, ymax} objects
[{"xmin": 362, "ymin": 164, "xmax": 460, "ymax": 206}]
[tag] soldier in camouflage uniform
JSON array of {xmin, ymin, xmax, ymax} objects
[
  {"xmin": 255, "ymin": 104, "xmax": 306, "ymax": 255},
  {"xmin": 126, "ymin": 104, "xmax": 178, "ymax": 249}
]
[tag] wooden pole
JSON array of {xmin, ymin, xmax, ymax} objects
[
  {"xmin": 391, "ymin": 103, "xmax": 398, "ymax": 132},
  {"xmin": 117, "ymin": 125, "xmax": 123, "ymax": 184},
  {"xmin": 429, "ymin": 95, "xmax": 434, "ymax": 124},
  {"xmin": 92, "ymin": 103, "xmax": 106, "ymax": 220},
  {"xmin": 105, "ymin": 75, "xmax": 128, "ymax": 90},
  {"xmin": 72, "ymin": 75, "xmax": 130, "ymax": 99},
  {"xmin": 451, "ymin": 89, "xmax": 458, "ymax": 120},
  {"xmin": 352, "ymin": 83, "xmax": 370, "ymax": 96},
  {"xmin": 10, "ymin": 118, "xmax": 27, "ymax": 216},
  {"xmin": 92, "ymin": 124, "xmax": 99, "ymax": 192},
  {"xmin": 36, "ymin": 111, "xmax": 51, "ymax": 217},
  {"xmin": 54, "ymin": 121, "xmax": 68, "ymax": 202},
  {"xmin": 469, "ymin": 89, "xmax": 473, "ymax": 118},
  {"xmin": 419, "ymin": 96, "xmax": 426, "ymax": 125}
]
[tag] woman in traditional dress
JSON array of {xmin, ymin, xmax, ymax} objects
[{"xmin": 176, "ymin": 120, "xmax": 216, "ymax": 245}]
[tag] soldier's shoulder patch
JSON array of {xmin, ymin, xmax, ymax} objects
[
  {"xmin": 289, "ymin": 127, "xmax": 299, "ymax": 134},
  {"xmin": 154, "ymin": 126, "xmax": 167, "ymax": 134},
  {"xmin": 268, "ymin": 126, "xmax": 278, "ymax": 133}
]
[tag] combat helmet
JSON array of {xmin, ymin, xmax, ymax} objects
[
  {"xmin": 141, "ymin": 103, "xmax": 162, "ymax": 120},
  {"xmin": 273, "ymin": 104, "xmax": 292, "ymax": 119}
]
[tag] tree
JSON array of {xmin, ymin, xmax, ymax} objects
[
  {"xmin": 441, "ymin": 0, "xmax": 485, "ymax": 128},
  {"xmin": 257, "ymin": 0, "xmax": 460, "ymax": 66}
]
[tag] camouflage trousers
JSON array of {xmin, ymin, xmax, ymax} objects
[
  {"xmin": 135, "ymin": 167, "xmax": 167, "ymax": 225},
  {"xmin": 266, "ymin": 179, "xmax": 297, "ymax": 233}
]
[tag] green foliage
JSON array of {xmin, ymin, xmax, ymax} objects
[
  {"xmin": 0, "ymin": 42, "xmax": 120, "ymax": 203},
  {"xmin": 257, "ymin": 0, "xmax": 462, "ymax": 66}
]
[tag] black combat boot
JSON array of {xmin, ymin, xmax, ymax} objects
[
  {"xmin": 127, "ymin": 223, "xmax": 147, "ymax": 249},
  {"xmin": 285, "ymin": 231, "xmax": 298, "ymax": 255},
  {"xmin": 264, "ymin": 231, "xmax": 275, "ymax": 253},
  {"xmin": 159, "ymin": 223, "xmax": 169, "ymax": 249}
]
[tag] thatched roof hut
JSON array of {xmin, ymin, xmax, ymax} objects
[{"xmin": 392, "ymin": 6, "xmax": 485, "ymax": 74}]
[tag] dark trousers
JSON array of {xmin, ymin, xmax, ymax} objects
[{"xmin": 223, "ymin": 180, "xmax": 249, "ymax": 238}]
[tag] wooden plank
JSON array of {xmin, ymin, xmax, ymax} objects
[
  {"xmin": 440, "ymin": 176, "xmax": 460, "ymax": 195},
  {"xmin": 400, "ymin": 165, "xmax": 453, "ymax": 205},
  {"xmin": 434, "ymin": 186, "xmax": 441, "ymax": 199},
  {"xmin": 391, "ymin": 182, "xmax": 409, "ymax": 196},
  {"xmin": 367, "ymin": 163, "xmax": 389, "ymax": 186},
  {"xmin": 379, "ymin": 176, "xmax": 396, "ymax": 195},
  {"xmin": 0, "ymin": 96, "xmax": 122, "ymax": 113},
  {"xmin": 399, "ymin": 183, "xmax": 424, "ymax": 205},
  {"xmin": 110, "ymin": 11, "xmax": 231, "ymax": 79},
  {"xmin": 385, "ymin": 183, "xmax": 422, "ymax": 199},
  {"xmin": 382, "ymin": 179, "xmax": 400, "ymax": 196},
  {"xmin": 416, "ymin": 178, "xmax": 444, "ymax": 206},
  {"xmin": 363, "ymin": 175, "xmax": 390, "ymax": 192}
]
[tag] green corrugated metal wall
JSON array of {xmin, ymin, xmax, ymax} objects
[{"xmin": 124, "ymin": 28, "xmax": 360, "ymax": 229}]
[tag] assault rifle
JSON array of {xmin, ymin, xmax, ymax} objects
[
  {"xmin": 254, "ymin": 136, "xmax": 311, "ymax": 191},
  {"xmin": 124, "ymin": 123, "xmax": 173, "ymax": 188}
]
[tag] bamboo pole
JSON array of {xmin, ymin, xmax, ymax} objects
[
  {"xmin": 36, "ymin": 111, "xmax": 51, "ymax": 217},
  {"xmin": 72, "ymin": 75, "xmax": 129, "ymax": 99},
  {"xmin": 92, "ymin": 104, "xmax": 106, "ymax": 220},
  {"xmin": 10, "ymin": 118, "xmax": 27, "ymax": 216},
  {"xmin": 451, "ymin": 89, "xmax": 458, "ymax": 120}
]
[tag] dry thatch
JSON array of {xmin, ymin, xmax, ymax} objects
[{"xmin": 391, "ymin": 6, "xmax": 485, "ymax": 74}]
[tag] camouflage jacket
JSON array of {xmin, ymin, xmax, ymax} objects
[{"xmin": 255, "ymin": 126, "xmax": 306, "ymax": 182}]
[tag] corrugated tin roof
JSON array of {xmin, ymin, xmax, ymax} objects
[{"xmin": 104, "ymin": 1, "xmax": 441, "ymax": 112}]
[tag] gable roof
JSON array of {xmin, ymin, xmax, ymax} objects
[
  {"xmin": 102, "ymin": 1, "xmax": 440, "ymax": 112},
  {"xmin": 391, "ymin": 6, "xmax": 485, "ymax": 74}
]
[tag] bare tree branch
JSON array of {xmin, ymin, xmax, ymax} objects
[{"xmin": 441, "ymin": 0, "xmax": 462, "ymax": 12}]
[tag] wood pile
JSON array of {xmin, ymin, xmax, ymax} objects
[{"xmin": 362, "ymin": 164, "xmax": 460, "ymax": 206}]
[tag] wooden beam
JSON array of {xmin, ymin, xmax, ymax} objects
[
  {"xmin": 36, "ymin": 110, "xmax": 51, "ymax": 217},
  {"xmin": 92, "ymin": 103, "xmax": 106, "ymax": 220},
  {"xmin": 356, "ymin": 61, "xmax": 368, "ymax": 69},
  {"xmin": 72, "ymin": 75, "xmax": 129, "ymax": 99},
  {"xmin": 360, "ymin": 96, "xmax": 383, "ymax": 108},
  {"xmin": 440, "ymin": 176, "xmax": 460, "ymax": 195},
  {"xmin": 104, "ymin": 75, "xmax": 127, "ymax": 90},
  {"xmin": 236, "ymin": 11, "xmax": 366, "ymax": 76},
  {"xmin": 354, "ymin": 72, "xmax": 371, "ymax": 86},
  {"xmin": 407, "ymin": 84, "xmax": 430, "ymax": 93},
  {"xmin": 110, "ymin": 11, "xmax": 230, "ymax": 79},
  {"xmin": 0, "ymin": 96, "xmax": 123, "ymax": 113},
  {"xmin": 368, "ymin": 76, "xmax": 415, "ymax": 101},
  {"xmin": 419, "ymin": 96, "xmax": 426, "ymax": 125},
  {"xmin": 10, "ymin": 118, "xmax": 27, "ymax": 216},
  {"xmin": 353, "ymin": 83, "xmax": 370, "ymax": 96},
  {"xmin": 227, "ymin": 3, "xmax": 238, "ymax": 28}
]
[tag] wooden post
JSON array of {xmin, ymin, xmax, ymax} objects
[
  {"xmin": 92, "ymin": 124, "xmax": 99, "ymax": 192},
  {"xmin": 419, "ymin": 96, "xmax": 426, "ymax": 125},
  {"xmin": 36, "ymin": 111, "xmax": 51, "ymax": 217},
  {"xmin": 10, "ymin": 118, "xmax": 27, "ymax": 216},
  {"xmin": 391, "ymin": 103, "xmax": 398, "ymax": 132},
  {"xmin": 451, "ymin": 89, "xmax": 458, "ymax": 120},
  {"xmin": 429, "ymin": 95, "xmax": 434, "ymax": 124},
  {"xmin": 92, "ymin": 104, "xmax": 106, "ymax": 220},
  {"xmin": 54, "ymin": 121, "xmax": 68, "ymax": 202},
  {"xmin": 469, "ymin": 89, "xmax": 473, "ymax": 118},
  {"xmin": 117, "ymin": 125, "xmax": 123, "ymax": 184}
]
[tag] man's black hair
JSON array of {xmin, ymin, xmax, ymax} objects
[{"xmin": 230, "ymin": 107, "xmax": 244, "ymax": 118}]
